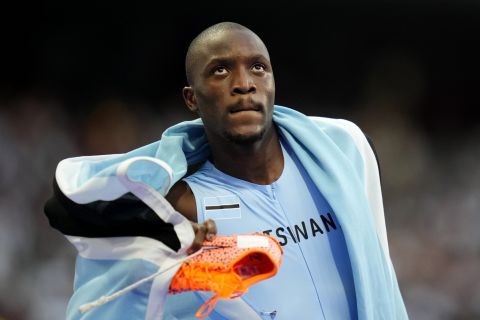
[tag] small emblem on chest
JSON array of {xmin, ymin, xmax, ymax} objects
[{"xmin": 203, "ymin": 195, "xmax": 241, "ymax": 220}]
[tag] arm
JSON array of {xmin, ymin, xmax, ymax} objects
[{"xmin": 165, "ymin": 180, "xmax": 217, "ymax": 252}]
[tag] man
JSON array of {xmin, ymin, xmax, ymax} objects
[{"xmin": 45, "ymin": 22, "xmax": 408, "ymax": 319}]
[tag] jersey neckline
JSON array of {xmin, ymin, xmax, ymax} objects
[{"xmin": 201, "ymin": 140, "xmax": 291, "ymax": 192}]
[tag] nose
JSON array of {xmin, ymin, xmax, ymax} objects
[{"xmin": 231, "ymin": 69, "xmax": 256, "ymax": 95}]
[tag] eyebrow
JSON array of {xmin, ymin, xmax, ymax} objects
[{"xmin": 205, "ymin": 54, "xmax": 270, "ymax": 69}]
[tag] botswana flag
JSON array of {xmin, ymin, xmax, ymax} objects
[
  {"xmin": 44, "ymin": 154, "xmax": 196, "ymax": 319},
  {"xmin": 44, "ymin": 120, "xmax": 262, "ymax": 320},
  {"xmin": 45, "ymin": 105, "xmax": 408, "ymax": 319}
]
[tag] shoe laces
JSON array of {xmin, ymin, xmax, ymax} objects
[
  {"xmin": 171, "ymin": 261, "xmax": 247, "ymax": 318},
  {"xmin": 78, "ymin": 249, "xmax": 203, "ymax": 314}
]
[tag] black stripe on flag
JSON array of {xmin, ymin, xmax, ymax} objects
[{"xmin": 205, "ymin": 204, "xmax": 240, "ymax": 210}]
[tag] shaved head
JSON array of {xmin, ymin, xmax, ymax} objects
[
  {"xmin": 181, "ymin": 21, "xmax": 275, "ymax": 150},
  {"xmin": 185, "ymin": 22, "xmax": 268, "ymax": 85}
]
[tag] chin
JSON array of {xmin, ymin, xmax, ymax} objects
[{"xmin": 225, "ymin": 128, "xmax": 266, "ymax": 146}]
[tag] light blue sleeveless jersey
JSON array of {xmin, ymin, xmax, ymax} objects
[{"xmin": 165, "ymin": 141, "xmax": 357, "ymax": 320}]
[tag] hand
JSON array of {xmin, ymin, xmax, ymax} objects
[{"xmin": 188, "ymin": 219, "xmax": 217, "ymax": 254}]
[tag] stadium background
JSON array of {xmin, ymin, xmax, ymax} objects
[{"xmin": 1, "ymin": 2, "xmax": 479, "ymax": 319}]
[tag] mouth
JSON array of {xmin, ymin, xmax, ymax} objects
[{"xmin": 229, "ymin": 101, "xmax": 262, "ymax": 114}]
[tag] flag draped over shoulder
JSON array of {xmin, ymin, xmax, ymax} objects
[
  {"xmin": 44, "ymin": 105, "xmax": 408, "ymax": 320},
  {"xmin": 44, "ymin": 122, "xmax": 209, "ymax": 320}
]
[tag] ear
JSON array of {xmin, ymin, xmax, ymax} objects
[{"xmin": 182, "ymin": 86, "xmax": 198, "ymax": 113}]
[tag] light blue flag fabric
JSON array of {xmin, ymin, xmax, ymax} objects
[{"xmin": 56, "ymin": 105, "xmax": 408, "ymax": 319}]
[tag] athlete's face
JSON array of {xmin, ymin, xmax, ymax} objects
[{"xmin": 183, "ymin": 29, "xmax": 275, "ymax": 145}]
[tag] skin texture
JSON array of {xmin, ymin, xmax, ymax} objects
[{"xmin": 166, "ymin": 22, "xmax": 283, "ymax": 251}]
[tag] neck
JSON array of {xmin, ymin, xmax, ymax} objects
[{"xmin": 208, "ymin": 127, "xmax": 284, "ymax": 185}]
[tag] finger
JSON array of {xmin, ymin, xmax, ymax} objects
[
  {"xmin": 203, "ymin": 219, "xmax": 217, "ymax": 241},
  {"xmin": 191, "ymin": 221, "xmax": 199, "ymax": 234},
  {"xmin": 189, "ymin": 223, "xmax": 206, "ymax": 253}
]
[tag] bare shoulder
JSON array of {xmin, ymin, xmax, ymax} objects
[{"xmin": 165, "ymin": 180, "xmax": 198, "ymax": 222}]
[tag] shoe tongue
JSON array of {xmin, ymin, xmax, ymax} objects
[{"xmin": 237, "ymin": 235, "xmax": 270, "ymax": 248}]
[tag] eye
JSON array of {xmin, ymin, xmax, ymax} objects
[
  {"xmin": 213, "ymin": 66, "xmax": 228, "ymax": 75},
  {"xmin": 252, "ymin": 63, "xmax": 266, "ymax": 72}
]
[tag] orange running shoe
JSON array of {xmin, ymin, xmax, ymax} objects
[{"xmin": 168, "ymin": 233, "xmax": 283, "ymax": 318}]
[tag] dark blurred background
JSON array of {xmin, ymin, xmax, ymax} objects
[{"xmin": 1, "ymin": 1, "xmax": 479, "ymax": 319}]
